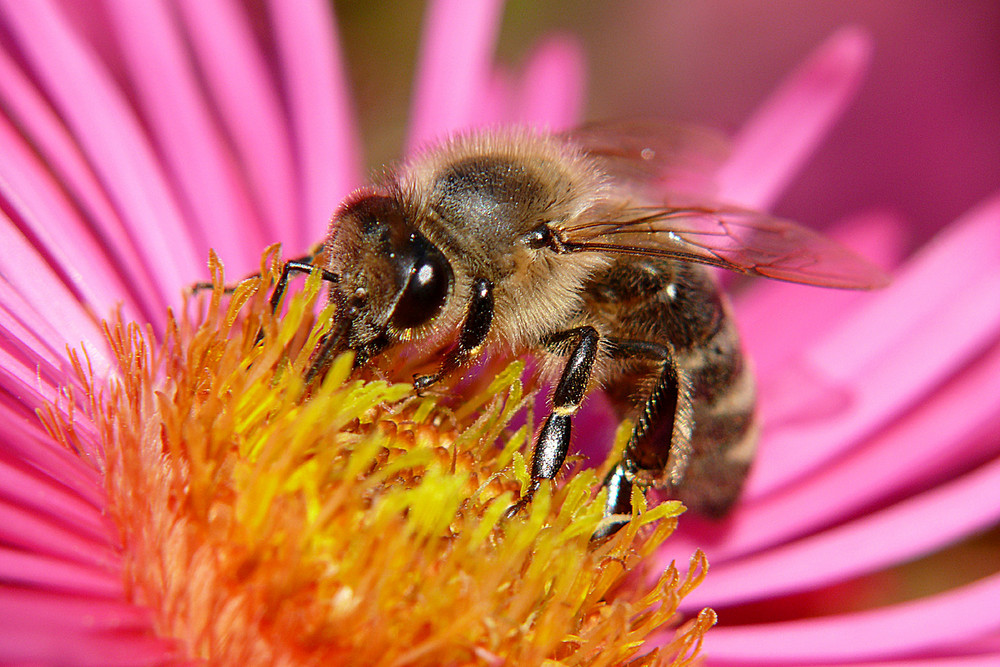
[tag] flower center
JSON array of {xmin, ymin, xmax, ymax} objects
[{"xmin": 64, "ymin": 250, "xmax": 715, "ymax": 665}]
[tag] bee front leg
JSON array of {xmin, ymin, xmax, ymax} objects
[
  {"xmin": 259, "ymin": 258, "xmax": 339, "ymax": 354},
  {"xmin": 268, "ymin": 259, "xmax": 339, "ymax": 312},
  {"xmin": 414, "ymin": 278, "xmax": 494, "ymax": 390},
  {"xmin": 232, "ymin": 254, "xmax": 336, "ymax": 383},
  {"xmin": 505, "ymin": 326, "xmax": 600, "ymax": 519},
  {"xmin": 191, "ymin": 247, "xmax": 329, "ymax": 296}
]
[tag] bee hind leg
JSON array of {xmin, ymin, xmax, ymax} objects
[
  {"xmin": 592, "ymin": 338, "xmax": 683, "ymax": 540},
  {"xmin": 592, "ymin": 462, "xmax": 634, "ymax": 540}
]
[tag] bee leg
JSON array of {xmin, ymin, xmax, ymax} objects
[
  {"xmin": 191, "ymin": 280, "xmax": 236, "ymax": 295},
  {"xmin": 593, "ymin": 338, "xmax": 681, "ymax": 540},
  {"xmin": 505, "ymin": 326, "xmax": 600, "ymax": 519},
  {"xmin": 191, "ymin": 247, "xmax": 327, "ymax": 295},
  {"xmin": 592, "ymin": 463, "xmax": 633, "ymax": 540},
  {"xmin": 267, "ymin": 259, "xmax": 339, "ymax": 313},
  {"xmin": 303, "ymin": 315, "xmax": 355, "ymax": 384},
  {"xmin": 413, "ymin": 278, "xmax": 494, "ymax": 390},
  {"xmin": 249, "ymin": 258, "xmax": 338, "ymax": 350}
]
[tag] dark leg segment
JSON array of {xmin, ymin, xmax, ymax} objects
[
  {"xmin": 257, "ymin": 259, "xmax": 338, "ymax": 349},
  {"xmin": 505, "ymin": 326, "xmax": 600, "ymax": 518},
  {"xmin": 414, "ymin": 277, "xmax": 494, "ymax": 390},
  {"xmin": 624, "ymin": 349, "xmax": 680, "ymax": 473},
  {"xmin": 304, "ymin": 315, "xmax": 367, "ymax": 384},
  {"xmin": 268, "ymin": 260, "xmax": 339, "ymax": 313},
  {"xmin": 592, "ymin": 463, "xmax": 633, "ymax": 540},
  {"xmin": 592, "ymin": 337, "xmax": 680, "ymax": 540},
  {"xmin": 191, "ymin": 280, "xmax": 231, "ymax": 294},
  {"xmin": 191, "ymin": 249, "xmax": 332, "ymax": 297}
]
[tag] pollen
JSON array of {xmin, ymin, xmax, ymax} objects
[{"xmin": 55, "ymin": 248, "xmax": 716, "ymax": 666}]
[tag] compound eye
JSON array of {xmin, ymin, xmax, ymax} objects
[{"xmin": 390, "ymin": 237, "xmax": 452, "ymax": 330}]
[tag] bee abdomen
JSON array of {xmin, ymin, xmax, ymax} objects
[
  {"xmin": 586, "ymin": 258, "xmax": 757, "ymax": 518},
  {"xmin": 674, "ymin": 316, "xmax": 757, "ymax": 518}
]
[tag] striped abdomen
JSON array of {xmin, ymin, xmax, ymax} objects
[{"xmin": 582, "ymin": 256, "xmax": 757, "ymax": 518}]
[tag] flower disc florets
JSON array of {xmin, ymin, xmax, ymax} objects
[{"xmin": 50, "ymin": 249, "xmax": 715, "ymax": 666}]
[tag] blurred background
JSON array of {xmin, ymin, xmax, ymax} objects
[{"xmin": 334, "ymin": 0, "xmax": 1000, "ymax": 253}]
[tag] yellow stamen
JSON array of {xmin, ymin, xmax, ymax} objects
[{"xmin": 51, "ymin": 248, "xmax": 716, "ymax": 666}]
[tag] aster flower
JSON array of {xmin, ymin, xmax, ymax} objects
[
  {"xmin": 1, "ymin": 2, "xmax": 998, "ymax": 667},
  {"xmin": 0, "ymin": 1, "xmax": 695, "ymax": 664}
]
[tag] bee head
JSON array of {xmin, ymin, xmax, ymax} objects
[{"xmin": 325, "ymin": 192, "xmax": 453, "ymax": 359}]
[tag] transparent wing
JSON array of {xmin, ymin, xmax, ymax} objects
[
  {"xmin": 560, "ymin": 204, "xmax": 890, "ymax": 289},
  {"xmin": 560, "ymin": 119, "xmax": 730, "ymax": 198}
]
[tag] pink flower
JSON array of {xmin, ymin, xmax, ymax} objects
[
  {"xmin": 573, "ymin": 1, "xmax": 1000, "ymax": 246},
  {"xmin": 0, "ymin": 1, "xmax": 997, "ymax": 665}
]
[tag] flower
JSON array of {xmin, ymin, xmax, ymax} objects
[
  {"xmin": 39, "ymin": 254, "xmax": 710, "ymax": 665},
  {"xmin": 0, "ymin": 1, "xmax": 689, "ymax": 664},
  {"xmin": 0, "ymin": 1, "xmax": 998, "ymax": 666}
]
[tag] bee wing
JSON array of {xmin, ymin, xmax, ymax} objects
[
  {"xmin": 560, "ymin": 119, "xmax": 730, "ymax": 197},
  {"xmin": 561, "ymin": 204, "xmax": 891, "ymax": 289}
]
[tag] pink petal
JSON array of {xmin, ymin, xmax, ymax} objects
[
  {"xmin": 749, "ymin": 193, "xmax": 1000, "ymax": 497},
  {"xmin": 0, "ymin": 589, "xmax": 174, "ymax": 666},
  {"xmin": 752, "ymin": 658, "xmax": 1000, "ymax": 667},
  {"xmin": 701, "ymin": 571, "xmax": 1000, "ymax": 663},
  {"xmin": 0, "ymin": 38, "xmax": 166, "ymax": 325},
  {"xmin": 0, "ymin": 119, "xmax": 149, "ymax": 325},
  {"xmin": 508, "ymin": 34, "xmax": 586, "ymax": 130},
  {"xmin": 267, "ymin": 0, "xmax": 361, "ymax": 249},
  {"xmin": 176, "ymin": 0, "xmax": 300, "ymax": 248},
  {"xmin": 736, "ymin": 210, "xmax": 908, "ymax": 378},
  {"xmin": 684, "ymin": 425, "xmax": 1000, "ymax": 609},
  {"xmin": 0, "ymin": 218, "xmax": 110, "ymax": 376},
  {"xmin": 0, "ymin": 408, "xmax": 105, "ymax": 506},
  {"xmin": 103, "ymin": 0, "xmax": 268, "ymax": 277},
  {"xmin": 0, "ymin": 0, "xmax": 203, "ymax": 307},
  {"xmin": 0, "ymin": 287, "xmax": 87, "ymax": 391},
  {"xmin": 0, "ymin": 455, "xmax": 111, "ymax": 546},
  {"xmin": 406, "ymin": 0, "xmax": 505, "ymax": 150},
  {"xmin": 716, "ymin": 27, "xmax": 872, "ymax": 210},
  {"xmin": 0, "ymin": 546, "xmax": 122, "ymax": 597},
  {"xmin": 474, "ymin": 35, "xmax": 585, "ymax": 130},
  {"xmin": 0, "ymin": 497, "xmax": 118, "ymax": 569},
  {"xmin": 477, "ymin": 67, "xmax": 514, "ymax": 127}
]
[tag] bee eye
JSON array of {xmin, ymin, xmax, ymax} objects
[{"xmin": 390, "ymin": 237, "xmax": 452, "ymax": 330}]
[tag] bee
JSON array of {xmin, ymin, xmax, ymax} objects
[{"xmin": 270, "ymin": 123, "xmax": 888, "ymax": 539}]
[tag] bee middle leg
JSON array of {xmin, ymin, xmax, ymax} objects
[{"xmin": 505, "ymin": 325, "xmax": 600, "ymax": 518}]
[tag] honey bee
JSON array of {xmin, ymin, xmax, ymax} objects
[{"xmin": 269, "ymin": 123, "xmax": 888, "ymax": 539}]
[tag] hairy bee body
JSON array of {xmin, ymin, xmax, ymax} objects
[
  {"xmin": 277, "ymin": 126, "xmax": 886, "ymax": 537},
  {"xmin": 582, "ymin": 257, "xmax": 756, "ymax": 517},
  {"xmin": 389, "ymin": 131, "xmax": 611, "ymax": 353}
]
